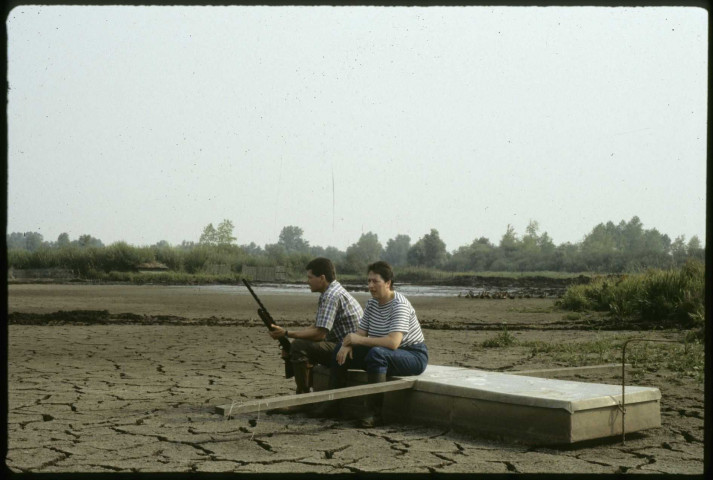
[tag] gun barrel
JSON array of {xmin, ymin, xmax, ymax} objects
[
  {"xmin": 242, "ymin": 279, "xmax": 268, "ymax": 311},
  {"xmin": 243, "ymin": 278, "xmax": 291, "ymax": 353}
]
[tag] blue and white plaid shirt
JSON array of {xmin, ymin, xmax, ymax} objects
[{"xmin": 315, "ymin": 281, "xmax": 363, "ymax": 343}]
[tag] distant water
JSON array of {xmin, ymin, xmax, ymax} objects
[{"xmin": 168, "ymin": 283, "xmax": 495, "ymax": 298}]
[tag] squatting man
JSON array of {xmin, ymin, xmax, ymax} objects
[{"xmin": 267, "ymin": 257, "xmax": 362, "ymax": 415}]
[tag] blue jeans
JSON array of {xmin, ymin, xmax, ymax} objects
[{"xmin": 333, "ymin": 342, "xmax": 428, "ymax": 376}]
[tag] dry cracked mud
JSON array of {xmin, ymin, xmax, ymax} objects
[{"xmin": 6, "ymin": 284, "xmax": 705, "ymax": 474}]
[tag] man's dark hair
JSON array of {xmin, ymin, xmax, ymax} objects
[
  {"xmin": 368, "ymin": 260, "xmax": 394, "ymax": 291},
  {"xmin": 306, "ymin": 257, "xmax": 336, "ymax": 282}
]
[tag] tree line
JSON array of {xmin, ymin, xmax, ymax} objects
[{"xmin": 6, "ymin": 216, "xmax": 705, "ymax": 277}]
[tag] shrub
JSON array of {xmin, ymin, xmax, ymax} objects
[
  {"xmin": 557, "ymin": 260, "xmax": 704, "ymax": 329},
  {"xmin": 557, "ymin": 284, "xmax": 593, "ymax": 311}
]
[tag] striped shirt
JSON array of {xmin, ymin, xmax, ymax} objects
[
  {"xmin": 359, "ymin": 291, "xmax": 425, "ymax": 348},
  {"xmin": 315, "ymin": 281, "xmax": 363, "ymax": 343}
]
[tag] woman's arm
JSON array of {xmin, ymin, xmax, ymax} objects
[
  {"xmin": 349, "ymin": 331, "xmax": 403, "ymax": 350},
  {"xmin": 341, "ymin": 328, "xmax": 367, "ymax": 347}
]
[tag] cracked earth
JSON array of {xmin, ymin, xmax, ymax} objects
[{"xmin": 6, "ymin": 284, "xmax": 705, "ymax": 474}]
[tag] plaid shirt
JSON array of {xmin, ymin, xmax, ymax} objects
[{"xmin": 315, "ymin": 281, "xmax": 363, "ymax": 343}]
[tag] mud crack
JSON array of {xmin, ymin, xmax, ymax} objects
[{"xmin": 322, "ymin": 444, "xmax": 350, "ymax": 459}]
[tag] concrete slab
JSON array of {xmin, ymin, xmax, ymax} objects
[
  {"xmin": 404, "ymin": 365, "xmax": 659, "ymax": 413},
  {"xmin": 312, "ymin": 364, "xmax": 661, "ymax": 445}
]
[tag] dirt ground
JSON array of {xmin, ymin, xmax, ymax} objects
[{"xmin": 6, "ymin": 284, "xmax": 705, "ymax": 474}]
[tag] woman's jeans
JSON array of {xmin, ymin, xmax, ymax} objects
[{"xmin": 333, "ymin": 342, "xmax": 428, "ymax": 376}]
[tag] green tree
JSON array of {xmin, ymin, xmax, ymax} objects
[
  {"xmin": 346, "ymin": 232, "xmax": 383, "ymax": 273},
  {"xmin": 75, "ymin": 234, "xmax": 103, "ymax": 248},
  {"xmin": 581, "ymin": 222, "xmax": 620, "ymax": 272},
  {"xmin": 538, "ymin": 231, "xmax": 556, "ymax": 257},
  {"xmin": 470, "ymin": 237, "xmax": 496, "ymax": 271},
  {"xmin": 490, "ymin": 225, "xmax": 519, "ymax": 270},
  {"xmin": 24, "ymin": 232, "xmax": 44, "ymax": 251},
  {"xmin": 199, "ymin": 223, "xmax": 218, "ymax": 245},
  {"xmin": 242, "ymin": 242, "xmax": 264, "ymax": 256},
  {"xmin": 216, "ymin": 219, "xmax": 237, "ymax": 245},
  {"xmin": 687, "ymin": 235, "xmax": 704, "ymax": 261},
  {"xmin": 6, "ymin": 232, "xmax": 46, "ymax": 251},
  {"xmin": 517, "ymin": 221, "xmax": 542, "ymax": 270},
  {"xmin": 552, "ymin": 242, "xmax": 585, "ymax": 272},
  {"xmin": 7, "ymin": 232, "xmax": 25, "ymax": 249},
  {"xmin": 265, "ymin": 243, "xmax": 288, "ymax": 264},
  {"xmin": 688, "ymin": 235, "xmax": 702, "ymax": 251},
  {"xmin": 312, "ymin": 246, "xmax": 346, "ymax": 265},
  {"xmin": 422, "ymin": 229, "xmax": 448, "ymax": 268},
  {"xmin": 384, "ymin": 234, "xmax": 411, "ymax": 266},
  {"xmin": 408, "ymin": 229, "xmax": 447, "ymax": 268},
  {"xmin": 670, "ymin": 235, "xmax": 688, "ymax": 266},
  {"xmin": 56, "ymin": 233, "xmax": 71, "ymax": 247},
  {"xmin": 499, "ymin": 224, "xmax": 518, "ymax": 255},
  {"xmin": 278, "ymin": 225, "xmax": 310, "ymax": 253},
  {"xmin": 620, "ymin": 216, "xmax": 645, "ymax": 255}
]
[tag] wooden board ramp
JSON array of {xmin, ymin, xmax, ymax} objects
[
  {"xmin": 215, "ymin": 379, "xmax": 415, "ymax": 416},
  {"xmin": 217, "ymin": 364, "xmax": 660, "ymax": 445}
]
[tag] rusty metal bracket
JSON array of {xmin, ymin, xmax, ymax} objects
[{"xmin": 621, "ymin": 337, "xmax": 686, "ymax": 444}]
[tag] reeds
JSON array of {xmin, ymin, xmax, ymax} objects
[{"xmin": 557, "ymin": 260, "xmax": 704, "ymax": 329}]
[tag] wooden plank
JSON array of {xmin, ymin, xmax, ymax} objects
[
  {"xmin": 508, "ymin": 364, "xmax": 630, "ymax": 378},
  {"xmin": 216, "ymin": 378, "xmax": 416, "ymax": 417}
]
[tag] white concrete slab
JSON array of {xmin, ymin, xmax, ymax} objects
[
  {"xmin": 313, "ymin": 364, "xmax": 661, "ymax": 444},
  {"xmin": 395, "ymin": 365, "xmax": 660, "ymax": 414}
]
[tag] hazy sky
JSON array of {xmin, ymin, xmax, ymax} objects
[{"xmin": 6, "ymin": 5, "xmax": 708, "ymax": 251}]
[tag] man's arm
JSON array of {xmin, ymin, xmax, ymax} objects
[{"xmin": 269, "ymin": 325, "xmax": 328, "ymax": 342}]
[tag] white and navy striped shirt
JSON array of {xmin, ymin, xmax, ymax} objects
[{"xmin": 358, "ymin": 291, "xmax": 425, "ymax": 347}]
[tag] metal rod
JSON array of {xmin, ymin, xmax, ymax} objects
[{"xmin": 621, "ymin": 337, "xmax": 683, "ymax": 444}]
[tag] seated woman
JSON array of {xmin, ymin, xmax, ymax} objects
[{"xmin": 334, "ymin": 260, "xmax": 428, "ymax": 426}]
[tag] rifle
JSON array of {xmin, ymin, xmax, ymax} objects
[{"xmin": 242, "ymin": 278, "xmax": 294, "ymax": 379}]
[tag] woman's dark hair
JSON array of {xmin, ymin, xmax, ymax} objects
[
  {"xmin": 306, "ymin": 257, "xmax": 336, "ymax": 282},
  {"xmin": 367, "ymin": 260, "xmax": 394, "ymax": 290}
]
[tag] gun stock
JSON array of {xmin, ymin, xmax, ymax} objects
[{"xmin": 243, "ymin": 278, "xmax": 294, "ymax": 379}]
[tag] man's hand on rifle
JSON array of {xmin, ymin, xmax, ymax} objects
[{"xmin": 269, "ymin": 324, "xmax": 288, "ymax": 340}]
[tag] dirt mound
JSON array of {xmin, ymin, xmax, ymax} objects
[{"xmin": 438, "ymin": 275, "xmax": 591, "ymax": 288}]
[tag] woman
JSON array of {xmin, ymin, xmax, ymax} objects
[{"xmin": 334, "ymin": 260, "xmax": 428, "ymax": 426}]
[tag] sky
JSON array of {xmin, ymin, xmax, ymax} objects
[{"xmin": 6, "ymin": 5, "xmax": 708, "ymax": 252}]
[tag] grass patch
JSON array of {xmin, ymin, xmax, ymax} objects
[
  {"xmin": 518, "ymin": 335, "xmax": 704, "ymax": 382},
  {"xmin": 626, "ymin": 340, "xmax": 705, "ymax": 381},
  {"xmin": 481, "ymin": 324, "xmax": 519, "ymax": 348},
  {"xmin": 556, "ymin": 260, "xmax": 705, "ymax": 330},
  {"xmin": 522, "ymin": 337, "xmax": 617, "ymax": 365}
]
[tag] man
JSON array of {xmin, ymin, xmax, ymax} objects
[{"xmin": 268, "ymin": 257, "xmax": 363, "ymax": 405}]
